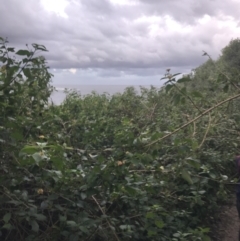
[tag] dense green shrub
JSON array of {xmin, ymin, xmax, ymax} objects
[{"xmin": 0, "ymin": 37, "xmax": 240, "ymax": 240}]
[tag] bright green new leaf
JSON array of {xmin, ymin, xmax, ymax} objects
[
  {"xmin": 155, "ymin": 220, "xmax": 165, "ymax": 228},
  {"xmin": 146, "ymin": 212, "xmax": 155, "ymax": 219},
  {"xmin": 20, "ymin": 146, "xmax": 39, "ymax": 155}
]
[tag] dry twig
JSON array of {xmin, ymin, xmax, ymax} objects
[
  {"xmin": 146, "ymin": 92, "xmax": 240, "ymax": 146},
  {"xmin": 92, "ymin": 195, "xmax": 120, "ymax": 241}
]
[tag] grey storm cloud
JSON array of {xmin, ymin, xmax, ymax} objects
[
  {"xmin": 1, "ymin": 0, "xmax": 240, "ymax": 77},
  {"xmin": 138, "ymin": 0, "xmax": 240, "ymax": 23}
]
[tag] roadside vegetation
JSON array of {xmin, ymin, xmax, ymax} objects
[{"xmin": 1, "ymin": 37, "xmax": 240, "ymax": 240}]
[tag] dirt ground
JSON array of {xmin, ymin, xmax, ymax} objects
[{"xmin": 211, "ymin": 196, "xmax": 239, "ymax": 241}]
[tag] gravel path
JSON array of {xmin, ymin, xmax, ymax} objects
[{"xmin": 212, "ymin": 197, "xmax": 239, "ymax": 241}]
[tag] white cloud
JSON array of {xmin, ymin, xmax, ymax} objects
[
  {"xmin": 69, "ymin": 68, "xmax": 77, "ymax": 74},
  {"xmin": 40, "ymin": 0, "xmax": 69, "ymax": 18},
  {"xmin": 109, "ymin": 0, "xmax": 138, "ymax": 6}
]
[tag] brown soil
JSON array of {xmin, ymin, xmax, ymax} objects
[{"xmin": 212, "ymin": 196, "xmax": 239, "ymax": 241}]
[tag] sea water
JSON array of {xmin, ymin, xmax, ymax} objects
[{"xmin": 50, "ymin": 85, "xmax": 163, "ymax": 105}]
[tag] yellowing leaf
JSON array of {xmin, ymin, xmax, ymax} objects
[
  {"xmin": 37, "ymin": 189, "xmax": 44, "ymax": 195},
  {"xmin": 117, "ymin": 160, "xmax": 126, "ymax": 166}
]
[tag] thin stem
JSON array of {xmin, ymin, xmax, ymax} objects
[
  {"xmin": 146, "ymin": 92, "xmax": 240, "ymax": 146},
  {"xmin": 199, "ymin": 113, "xmax": 211, "ymax": 149},
  {"xmin": 92, "ymin": 195, "xmax": 120, "ymax": 241}
]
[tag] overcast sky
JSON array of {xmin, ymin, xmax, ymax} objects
[{"xmin": 1, "ymin": 0, "xmax": 240, "ymax": 86}]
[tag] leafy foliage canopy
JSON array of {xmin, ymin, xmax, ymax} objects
[{"xmin": 0, "ymin": 37, "xmax": 240, "ymax": 240}]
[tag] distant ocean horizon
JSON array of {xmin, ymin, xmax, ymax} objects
[{"xmin": 50, "ymin": 84, "xmax": 163, "ymax": 105}]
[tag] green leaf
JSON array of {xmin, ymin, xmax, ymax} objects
[
  {"xmin": 0, "ymin": 56, "xmax": 7, "ymax": 63},
  {"xmin": 155, "ymin": 220, "xmax": 165, "ymax": 228},
  {"xmin": 119, "ymin": 225, "xmax": 131, "ymax": 230},
  {"xmin": 33, "ymin": 213, "xmax": 47, "ymax": 221},
  {"xmin": 180, "ymin": 96, "xmax": 186, "ymax": 104},
  {"xmin": 51, "ymin": 156, "xmax": 64, "ymax": 170},
  {"xmin": 79, "ymin": 226, "xmax": 89, "ymax": 233},
  {"xmin": 20, "ymin": 146, "xmax": 39, "ymax": 155},
  {"xmin": 81, "ymin": 193, "xmax": 87, "ymax": 200},
  {"xmin": 177, "ymin": 77, "xmax": 191, "ymax": 83},
  {"xmin": 172, "ymin": 94, "xmax": 181, "ymax": 105},
  {"xmin": 161, "ymin": 76, "xmax": 168, "ymax": 80},
  {"xmin": 171, "ymin": 73, "xmax": 181, "ymax": 78},
  {"xmin": 165, "ymin": 84, "xmax": 174, "ymax": 93},
  {"xmin": 59, "ymin": 215, "xmax": 67, "ymax": 222},
  {"xmin": 21, "ymin": 191, "xmax": 28, "ymax": 201},
  {"xmin": 47, "ymin": 145, "xmax": 63, "ymax": 152},
  {"xmin": 32, "ymin": 153, "xmax": 43, "ymax": 164},
  {"xmin": 173, "ymin": 232, "xmax": 181, "ymax": 237},
  {"xmin": 223, "ymin": 84, "xmax": 229, "ymax": 93},
  {"xmin": 124, "ymin": 186, "xmax": 137, "ymax": 196},
  {"xmin": 30, "ymin": 220, "xmax": 39, "ymax": 232},
  {"xmin": 40, "ymin": 201, "xmax": 49, "ymax": 210},
  {"xmin": 18, "ymin": 157, "xmax": 35, "ymax": 166},
  {"xmin": 32, "ymin": 44, "xmax": 48, "ymax": 52},
  {"xmin": 69, "ymin": 234, "xmax": 79, "ymax": 241},
  {"xmin": 48, "ymin": 194, "xmax": 59, "ymax": 201},
  {"xmin": 180, "ymin": 87, "xmax": 187, "ymax": 94},
  {"xmin": 221, "ymin": 175, "xmax": 228, "ymax": 180},
  {"xmin": 7, "ymin": 47, "xmax": 15, "ymax": 52},
  {"xmin": 11, "ymin": 130, "xmax": 23, "ymax": 141},
  {"xmin": 23, "ymin": 68, "xmax": 31, "ymax": 78},
  {"xmin": 2, "ymin": 223, "xmax": 12, "ymax": 230},
  {"xmin": 181, "ymin": 169, "xmax": 193, "ymax": 185},
  {"xmin": 209, "ymin": 173, "xmax": 216, "ymax": 179},
  {"xmin": 146, "ymin": 212, "xmax": 155, "ymax": 219},
  {"xmin": 3, "ymin": 213, "xmax": 11, "ymax": 223},
  {"xmin": 15, "ymin": 50, "xmax": 31, "ymax": 56},
  {"xmin": 148, "ymin": 230, "xmax": 157, "ymax": 237},
  {"xmin": 36, "ymin": 142, "xmax": 47, "ymax": 147},
  {"xmin": 66, "ymin": 220, "xmax": 77, "ymax": 228},
  {"xmin": 191, "ymin": 91, "xmax": 203, "ymax": 98},
  {"xmin": 186, "ymin": 158, "xmax": 200, "ymax": 169}
]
